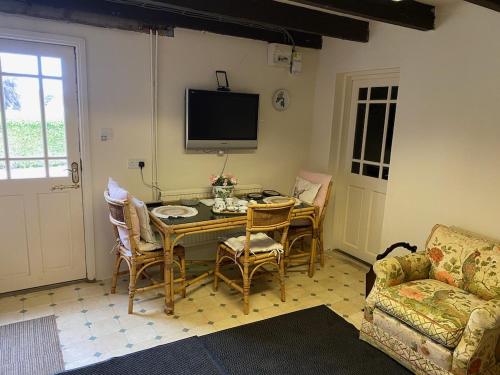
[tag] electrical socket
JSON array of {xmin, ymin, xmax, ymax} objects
[{"xmin": 128, "ymin": 159, "xmax": 145, "ymax": 169}]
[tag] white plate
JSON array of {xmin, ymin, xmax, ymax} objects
[
  {"xmin": 262, "ymin": 196, "xmax": 301, "ymax": 206},
  {"xmin": 152, "ymin": 205, "xmax": 198, "ymax": 219}
]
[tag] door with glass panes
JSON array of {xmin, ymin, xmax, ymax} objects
[
  {"xmin": 0, "ymin": 38, "xmax": 86, "ymax": 293},
  {"xmin": 333, "ymin": 77, "xmax": 399, "ymax": 263}
]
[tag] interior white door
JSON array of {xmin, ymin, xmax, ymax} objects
[
  {"xmin": 333, "ymin": 76, "xmax": 399, "ymax": 263},
  {"xmin": 0, "ymin": 38, "xmax": 86, "ymax": 293}
]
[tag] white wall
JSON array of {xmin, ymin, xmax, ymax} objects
[
  {"xmin": 0, "ymin": 13, "xmax": 319, "ymax": 279},
  {"xmin": 309, "ymin": 2, "xmax": 500, "ymax": 254}
]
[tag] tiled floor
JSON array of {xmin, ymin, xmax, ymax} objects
[{"xmin": 0, "ymin": 250, "xmax": 369, "ymax": 370}]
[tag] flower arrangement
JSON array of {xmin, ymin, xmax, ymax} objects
[
  {"xmin": 210, "ymin": 155, "xmax": 237, "ymax": 199},
  {"xmin": 210, "ymin": 174, "xmax": 238, "ymax": 187}
]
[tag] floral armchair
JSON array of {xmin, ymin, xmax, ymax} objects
[{"xmin": 360, "ymin": 224, "xmax": 500, "ymax": 375}]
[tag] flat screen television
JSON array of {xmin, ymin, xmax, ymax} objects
[{"xmin": 185, "ymin": 89, "xmax": 259, "ymax": 149}]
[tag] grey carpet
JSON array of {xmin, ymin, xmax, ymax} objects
[
  {"xmin": 0, "ymin": 315, "xmax": 64, "ymax": 375},
  {"xmin": 58, "ymin": 305, "xmax": 410, "ymax": 375},
  {"xmin": 200, "ymin": 305, "xmax": 411, "ymax": 374}
]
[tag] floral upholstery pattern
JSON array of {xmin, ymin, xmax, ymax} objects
[
  {"xmin": 362, "ymin": 224, "xmax": 500, "ymax": 375},
  {"xmin": 373, "ymin": 308, "xmax": 454, "ymax": 370},
  {"xmin": 396, "ymin": 252, "xmax": 432, "ymax": 281},
  {"xmin": 360, "ymin": 317, "xmax": 500, "ymax": 375},
  {"xmin": 453, "ymin": 298, "xmax": 500, "ymax": 375},
  {"xmin": 365, "ymin": 252, "xmax": 430, "ymax": 321},
  {"xmin": 376, "ymin": 279, "xmax": 484, "ymax": 348},
  {"xmin": 426, "ymin": 225, "xmax": 500, "ymax": 300}
]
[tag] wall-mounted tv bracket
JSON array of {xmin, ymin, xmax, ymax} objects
[{"xmin": 216, "ymin": 71, "xmax": 230, "ymax": 91}]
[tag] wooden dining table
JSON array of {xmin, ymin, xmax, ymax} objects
[{"xmin": 148, "ymin": 198, "xmax": 318, "ymax": 315}]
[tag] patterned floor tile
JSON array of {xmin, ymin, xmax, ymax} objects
[{"xmin": 0, "ymin": 250, "xmax": 369, "ymax": 370}]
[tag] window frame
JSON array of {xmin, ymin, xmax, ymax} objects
[
  {"xmin": 0, "ymin": 52, "xmax": 68, "ymax": 180},
  {"xmin": 350, "ymin": 85, "xmax": 398, "ymax": 181}
]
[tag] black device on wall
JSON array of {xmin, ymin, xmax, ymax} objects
[{"xmin": 185, "ymin": 89, "xmax": 259, "ymax": 149}]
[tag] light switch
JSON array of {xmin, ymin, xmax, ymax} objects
[{"xmin": 100, "ymin": 128, "xmax": 113, "ymax": 141}]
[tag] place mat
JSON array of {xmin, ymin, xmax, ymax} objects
[
  {"xmin": 0, "ymin": 315, "xmax": 64, "ymax": 375},
  {"xmin": 262, "ymin": 196, "xmax": 301, "ymax": 206},
  {"xmin": 152, "ymin": 205, "xmax": 198, "ymax": 219}
]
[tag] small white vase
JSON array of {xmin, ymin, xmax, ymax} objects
[{"xmin": 212, "ymin": 185, "xmax": 234, "ymax": 199}]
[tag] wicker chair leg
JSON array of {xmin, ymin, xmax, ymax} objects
[
  {"xmin": 279, "ymin": 258, "xmax": 286, "ymax": 302},
  {"xmin": 284, "ymin": 239, "xmax": 290, "ymax": 274},
  {"xmin": 308, "ymin": 239, "xmax": 316, "ymax": 278},
  {"xmin": 319, "ymin": 228, "xmax": 325, "ymax": 267},
  {"xmin": 128, "ymin": 262, "xmax": 137, "ymax": 314},
  {"xmin": 213, "ymin": 247, "xmax": 221, "ymax": 292},
  {"xmin": 110, "ymin": 253, "xmax": 121, "ymax": 294},
  {"xmin": 179, "ymin": 254, "xmax": 186, "ymax": 298},
  {"xmin": 243, "ymin": 263, "xmax": 250, "ymax": 315}
]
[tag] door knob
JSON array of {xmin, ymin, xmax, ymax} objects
[{"xmin": 67, "ymin": 162, "xmax": 80, "ymax": 184}]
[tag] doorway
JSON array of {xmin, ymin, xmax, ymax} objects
[
  {"xmin": 333, "ymin": 73, "xmax": 399, "ymax": 263},
  {"xmin": 0, "ymin": 38, "xmax": 87, "ymax": 293}
]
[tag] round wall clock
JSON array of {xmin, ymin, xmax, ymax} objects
[{"xmin": 272, "ymin": 89, "xmax": 290, "ymax": 111}]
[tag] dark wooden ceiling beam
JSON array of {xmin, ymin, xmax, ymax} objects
[
  {"xmin": 464, "ymin": 0, "xmax": 500, "ymax": 12},
  {"xmin": 290, "ymin": 0, "xmax": 435, "ymax": 31},
  {"xmin": 149, "ymin": 0, "xmax": 369, "ymax": 42},
  {"xmin": 1, "ymin": 0, "xmax": 323, "ymax": 49}
]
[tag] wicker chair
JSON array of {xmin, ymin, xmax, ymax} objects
[
  {"xmin": 286, "ymin": 173, "xmax": 333, "ymax": 276},
  {"xmin": 104, "ymin": 191, "xmax": 186, "ymax": 314},
  {"xmin": 213, "ymin": 200, "xmax": 295, "ymax": 314}
]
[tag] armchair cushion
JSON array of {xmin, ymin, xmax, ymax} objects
[
  {"xmin": 425, "ymin": 225, "xmax": 500, "ymax": 300},
  {"xmin": 376, "ymin": 279, "xmax": 485, "ymax": 348}
]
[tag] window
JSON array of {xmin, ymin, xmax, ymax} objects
[
  {"xmin": 351, "ymin": 85, "xmax": 398, "ymax": 180},
  {"xmin": 0, "ymin": 52, "xmax": 67, "ymax": 179}
]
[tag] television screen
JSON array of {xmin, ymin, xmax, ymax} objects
[{"xmin": 186, "ymin": 89, "xmax": 259, "ymax": 149}]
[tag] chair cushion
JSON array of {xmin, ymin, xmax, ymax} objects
[
  {"xmin": 223, "ymin": 233, "xmax": 283, "ymax": 256},
  {"xmin": 121, "ymin": 240, "xmax": 162, "ymax": 256},
  {"xmin": 108, "ymin": 178, "xmax": 140, "ymax": 250},
  {"xmin": 425, "ymin": 224, "xmax": 500, "ymax": 300},
  {"xmin": 132, "ymin": 197, "xmax": 156, "ymax": 243},
  {"xmin": 375, "ymin": 279, "xmax": 484, "ymax": 348},
  {"xmin": 137, "ymin": 240, "xmax": 162, "ymax": 252},
  {"xmin": 292, "ymin": 176, "xmax": 321, "ymax": 205},
  {"xmin": 297, "ymin": 170, "xmax": 332, "ymax": 215}
]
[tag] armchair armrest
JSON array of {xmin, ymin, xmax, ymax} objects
[
  {"xmin": 366, "ymin": 242, "xmax": 417, "ymax": 296},
  {"xmin": 453, "ymin": 298, "xmax": 500, "ymax": 375},
  {"xmin": 364, "ymin": 251, "xmax": 431, "ymax": 321},
  {"xmin": 372, "ymin": 251, "xmax": 430, "ymax": 289}
]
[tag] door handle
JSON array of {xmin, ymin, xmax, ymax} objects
[
  {"xmin": 66, "ymin": 162, "xmax": 80, "ymax": 184},
  {"xmin": 51, "ymin": 183, "xmax": 80, "ymax": 192}
]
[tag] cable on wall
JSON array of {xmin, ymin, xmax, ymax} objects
[
  {"xmin": 149, "ymin": 28, "xmax": 154, "ymax": 200},
  {"xmin": 148, "ymin": 28, "xmax": 161, "ymax": 200},
  {"xmin": 154, "ymin": 29, "xmax": 159, "ymax": 199},
  {"xmin": 104, "ymin": 0, "xmax": 296, "ymax": 48}
]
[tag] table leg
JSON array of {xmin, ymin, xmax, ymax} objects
[
  {"xmin": 163, "ymin": 234, "xmax": 174, "ymax": 315},
  {"xmin": 308, "ymin": 214, "xmax": 318, "ymax": 278}
]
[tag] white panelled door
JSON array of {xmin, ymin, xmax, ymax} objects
[
  {"xmin": 0, "ymin": 39, "xmax": 86, "ymax": 293},
  {"xmin": 333, "ymin": 76, "xmax": 399, "ymax": 263}
]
